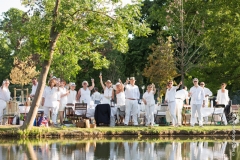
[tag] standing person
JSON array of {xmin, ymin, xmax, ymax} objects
[
  {"xmin": 41, "ymin": 79, "xmax": 60, "ymax": 126},
  {"xmin": 142, "ymin": 84, "xmax": 156, "ymax": 127},
  {"xmin": 29, "ymin": 77, "xmax": 38, "ymax": 99},
  {"xmin": 114, "ymin": 80, "xmax": 125, "ymax": 124},
  {"xmin": 200, "ymin": 82, "xmax": 212, "ymax": 124},
  {"xmin": 58, "ymin": 80, "xmax": 69, "ymax": 125},
  {"xmin": 91, "ymin": 87, "xmax": 102, "ymax": 104},
  {"xmin": 216, "ymin": 83, "xmax": 230, "ymax": 120},
  {"xmin": 67, "ymin": 82, "xmax": 77, "ymax": 104},
  {"xmin": 164, "ymin": 80, "xmax": 182, "ymax": 127},
  {"xmin": 175, "ymin": 86, "xmax": 189, "ymax": 126},
  {"xmin": 200, "ymin": 82, "xmax": 212, "ymax": 106},
  {"xmin": 0, "ymin": 79, "xmax": 11, "ymax": 124},
  {"xmin": 76, "ymin": 79, "xmax": 95, "ymax": 106},
  {"xmin": 189, "ymin": 78, "xmax": 205, "ymax": 127},
  {"xmin": 124, "ymin": 77, "xmax": 140, "ymax": 126},
  {"xmin": 216, "ymin": 83, "xmax": 229, "ymax": 106},
  {"xmin": 99, "ymin": 75, "xmax": 114, "ymax": 105}
]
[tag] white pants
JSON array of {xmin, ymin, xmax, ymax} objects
[
  {"xmin": 124, "ymin": 99, "xmax": 138, "ymax": 125},
  {"xmin": 44, "ymin": 106, "xmax": 59, "ymax": 124},
  {"xmin": 0, "ymin": 100, "xmax": 6, "ymax": 123},
  {"xmin": 145, "ymin": 104, "xmax": 155, "ymax": 125},
  {"xmin": 190, "ymin": 104, "xmax": 203, "ymax": 126},
  {"xmin": 168, "ymin": 101, "xmax": 177, "ymax": 125},
  {"xmin": 175, "ymin": 99, "xmax": 183, "ymax": 125}
]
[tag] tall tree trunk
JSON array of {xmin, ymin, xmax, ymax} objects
[{"xmin": 21, "ymin": 0, "xmax": 61, "ymax": 130}]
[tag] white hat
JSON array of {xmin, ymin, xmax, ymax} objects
[
  {"xmin": 193, "ymin": 78, "xmax": 199, "ymax": 82},
  {"xmin": 82, "ymin": 81, "xmax": 89, "ymax": 86},
  {"xmin": 130, "ymin": 77, "xmax": 136, "ymax": 81},
  {"xmin": 70, "ymin": 82, "xmax": 76, "ymax": 86},
  {"xmin": 115, "ymin": 82, "xmax": 121, "ymax": 85}
]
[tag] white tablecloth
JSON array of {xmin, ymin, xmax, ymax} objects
[
  {"xmin": 19, "ymin": 106, "xmax": 44, "ymax": 114},
  {"xmin": 74, "ymin": 106, "xmax": 118, "ymax": 118},
  {"xmin": 201, "ymin": 107, "xmax": 227, "ymax": 125}
]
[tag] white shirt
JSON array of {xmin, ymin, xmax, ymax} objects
[
  {"xmin": 92, "ymin": 91, "xmax": 102, "ymax": 101},
  {"xmin": 125, "ymin": 84, "xmax": 140, "ymax": 100},
  {"xmin": 30, "ymin": 83, "xmax": 38, "ymax": 96},
  {"xmin": 216, "ymin": 89, "xmax": 229, "ymax": 106},
  {"xmin": 203, "ymin": 87, "xmax": 212, "ymax": 102},
  {"xmin": 143, "ymin": 91, "xmax": 155, "ymax": 105},
  {"xmin": 67, "ymin": 90, "xmax": 77, "ymax": 104},
  {"xmin": 165, "ymin": 86, "xmax": 179, "ymax": 102},
  {"xmin": 0, "ymin": 87, "xmax": 11, "ymax": 102},
  {"xmin": 116, "ymin": 91, "xmax": 125, "ymax": 106},
  {"xmin": 59, "ymin": 87, "xmax": 68, "ymax": 105},
  {"xmin": 103, "ymin": 87, "xmax": 113, "ymax": 99},
  {"xmin": 42, "ymin": 86, "xmax": 60, "ymax": 107},
  {"xmin": 175, "ymin": 89, "xmax": 189, "ymax": 101},
  {"xmin": 189, "ymin": 86, "xmax": 205, "ymax": 105}
]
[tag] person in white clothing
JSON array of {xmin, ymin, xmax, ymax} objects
[
  {"xmin": 189, "ymin": 78, "xmax": 205, "ymax": 127},
  {"xmin": 58, "ymin": 80, "xmax": 69, "ymax": 125},
  {"xmin": 42, "ymin": 79, "xmax": 60, "ymax": 126},
  {"xmin": 29, "ymin": 77, "xmax": 38, "ymax": 99},
  {"xmin": 165, "ymin": 80, "xmax": 182, "ymax": 127},
  {"xmin": 175, "ymin": 86, "xmax": 189, "ymax": 126},
  {"xmin": 99, "ymin": 75, "xmax": 114, "ymax": 105},
  {"xmin": 0, "ymin": 79, "xmax": 11, "ymax": 123},
  {"xmin": 200, "ymin": 82, "xmax": 212, "ymax": 124},
  {"xmin": 142, "ymin": 84, "xmax": 156, "ymax": 127},
  {"xmin": 114, "ymin": 80, "xmax": 125, "ymax": 124},
  {"xmin": 200, "ymin": 82, "xmax": 212, "ymax": 106},
  {"xmin": 76, "ymin": 79, "xmax": 95, "ymax": 106},
  {"xmin": 91, "ymin": 87, "xmax": 102, "ymax": 104},
  {"xmin": 216, "ymin": 83, "xmax": 229, "ymax": 106},
  {"xmin": 67, "ymin": 82, "xmax": 77, "ymax": 104},
  {"xmin": 124, "ymin": 77, "xmax": 140, "ymax": 126}
]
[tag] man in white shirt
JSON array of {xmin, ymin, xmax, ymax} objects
[
  {"xmin": 30, "ymin": 77, "xmax": 38, "ymax": 99},
  {"xmin": 124, "ymin": 77, "xmax": 140, "ymax": 126},
  {"xmin": 189, "ymin": 78, "xmax": 205, "ymax": 127},
  {"xmin": 200, "ymin": 82, "xmax": 213, "ymax": 124},
  {"xmin": 175, "ymin": 86, "xmax": 189, "ymax": 126},
  {"xmin": 165, "ymin": 80, "xmax": 182, "ymax": 127}
]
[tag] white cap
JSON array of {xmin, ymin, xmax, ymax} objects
[
  {"xmin": 70, "ymin": 82, "xmax": 76, "ymax": 86},
  {"xmin": 193, "ymin": 78, "xmax": 199, "ymax": 82}
]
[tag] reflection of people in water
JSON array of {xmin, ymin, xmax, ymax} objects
[{"xmin": 124, "ymin": 142, "xmax": 139, "ymax": 160}]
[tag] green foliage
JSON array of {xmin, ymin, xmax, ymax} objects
[{"xmin": 143, "ymin": 36, "xmax": 177, "ymax": 90}]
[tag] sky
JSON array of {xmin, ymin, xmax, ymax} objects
[
  {"xmin": 0, "ymin": 0, "xmax": 27, "ymax": 16},
  {"xmin": 0, "ymin": 0, "xmax": 132, "ymax": 16}
]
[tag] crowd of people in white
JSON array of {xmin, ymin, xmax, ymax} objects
[{"xmin": 0, "ymin": 75, "xmax": 230, "ymax": 127}]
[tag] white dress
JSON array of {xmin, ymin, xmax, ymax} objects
[
  {"xmin": 67, "ymin": 90, "xmax": 77, "ymax": 104},
  {"xmin": 80, "ymin": 88, "xmax": 91, "ymax": 106},
  {"xmin": 102, "ymin": 87, "xmax": 113, "ymax": 104}
]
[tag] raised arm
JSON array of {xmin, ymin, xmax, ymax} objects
[
  {"xmin": 99, "ymin": 75, "xmax": 106, "ymax": 90},
  {"xmin": 152, "ymin": 83, "xmax": 156, "ymax": 94},
  {"xmin": 88, "ymin": 79, "xmax": 95, "ymax": 90},
  {"xmin": 76, "ymin": 89, "xmax": 81, "ymax": 101}
]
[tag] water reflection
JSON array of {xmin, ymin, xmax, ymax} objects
[{"xmin": 0, "ymin": 138, "xmax": 239, "ymax": 160}]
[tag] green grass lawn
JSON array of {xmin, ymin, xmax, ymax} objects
[{"xmin": 0, "ymin": 124, "xmax": 239, "ymax": 138}]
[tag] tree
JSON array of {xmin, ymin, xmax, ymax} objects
[
  {"xmin": 143, "ymin": 36, "xmax": 177, "ymax": 98},
  {"xmin": 0, "ymin": 0, "xmax": 151, "ymax": 130},
  {"xmin": 165, "ymin": 0, "xmax": 205, "ymax": 84},
  {"xmin": 10, "ymin": 56, "xmax": 39, "ymax": 88}
]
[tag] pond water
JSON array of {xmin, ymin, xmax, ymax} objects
[{"xmin": 0, "ymin": 137, "xmax": 239, "ymax": 160}]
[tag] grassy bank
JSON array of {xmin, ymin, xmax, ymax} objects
[{"xmin": 0, "ymin": 125, "xmax": 239, "ymax": 138}]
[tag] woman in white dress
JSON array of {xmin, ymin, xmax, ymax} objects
[
  {"xmin": 99, "ymin": 75, "xmax": 114, "ymax": 105},
  {"xmin": 76, "ymin": 79, "xmax": 95, "ymax": 106},
  {"xmin": 42, "ymin": 78, "xmax": 60, "ymax": 126},
  {"xmin": 58, "ymin": 80, "xmax": 69, "ymax": 125},
  {"xmin": 114, "ymin": 80, "xmax": 125, "ymax": 123},
  {"xmin": 67, "ymin": 82, "xmax": 77, "ymax": 104},
  {"xmin": 216, "ymin": 83, "xmax": 229, "ymax": 106},
  {"xmin": 0, "ymin": 79, "xmax": 11, "ymax": 123}
]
